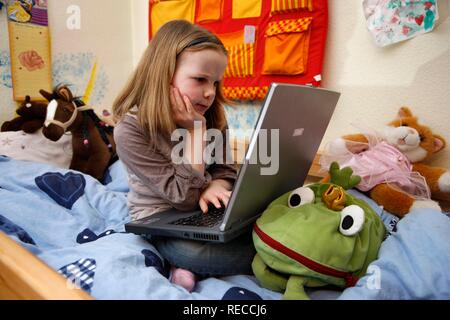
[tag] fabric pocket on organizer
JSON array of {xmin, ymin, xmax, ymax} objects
[
  {"xmin": 270, "ymin": 0, "xmax": 313, "ymax": 15},
  {"xmin": 150, "ymin": 0, "xmax": 196, "ymax": 36},
  {"xmin": 262, "ymin": 17, "xmax": 312, "ymax": 75},
  {"xmin": 232, "ymin": 0, "xmax": 262, "ymax": 19},
  {"xmin": 197, "ymin": 0, "xmax": 222, "ymax": 23},
  {"xmin": 217, "ymin": 27, "xmax": 256, "ymax": 78}
]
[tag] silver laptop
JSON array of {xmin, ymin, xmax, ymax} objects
[{"xmin": 125, "ymin": 83, "xmax": 340, "ymax": 243}]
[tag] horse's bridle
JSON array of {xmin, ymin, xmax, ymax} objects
[{"xmin": 44, "ymin": 99, "xmax": 93, "ymax": 132}]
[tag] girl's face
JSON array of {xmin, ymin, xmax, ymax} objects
[{"xmin": 172, "ymin": 49, "xmax": 227, "ymax": 115}]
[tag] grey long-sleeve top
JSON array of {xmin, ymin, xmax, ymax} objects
[{"xmin": 114, "ymin": 110, "xmax": 237, "ymax": 220}]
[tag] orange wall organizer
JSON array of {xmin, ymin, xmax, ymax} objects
[{"xmin": 149, "ymin": 0, "xmax": 328, "ymax": 100}]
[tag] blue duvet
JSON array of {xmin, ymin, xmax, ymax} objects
[{"xmin": 1, "ymin": 156, "xmax": 449, "ymax": 299}]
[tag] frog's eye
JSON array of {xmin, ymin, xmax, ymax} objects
[
  {"xmin": 339, "ymin": 205, "xmax": 365, "ymax": 236},
  {"xmin": 288, "ymin": 187, "xmax": 315, "ymax": 208}
]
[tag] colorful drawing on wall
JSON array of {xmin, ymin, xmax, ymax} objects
[
  {"xmin": 149, "ymin": 0, "xmax": 329, "ymax": 100},
  {"xmin": 18, "ymin": 49, "xmax": 44, "ymax": 71},
  {"xmin": 6, "ymin": 0, "xmax": 52, "ymax": 101},
  {"xmin": 0, "ymin": 50, "xmax": 12, "ymax": 88},
  {"xmin": 0, "ymin": 49, "xmax": 16, "ymax": 126},
  {"xmin": 363, "ymin": 0, "xmax": 439, "ymax": 47},
  {"xmin": 52, "ymin": 52, "xmax": 109, "ymax": 108}
]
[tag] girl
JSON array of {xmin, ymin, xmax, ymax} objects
[{"xmin": 112, "ymin": 20, "xmax": 255, "ymax": 292}]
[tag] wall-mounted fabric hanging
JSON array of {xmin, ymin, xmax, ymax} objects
[
  {"xmin": 149, "ymin": 0, "xmax": 328, "ymax": 100},
  {"xmin": 6, "ymin": 0, "xmax": 52, "ymax": 101}
]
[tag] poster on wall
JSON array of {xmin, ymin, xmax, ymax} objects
[
  {"xmin": 149, "ymin": 0, "xmax": 329, "ymax": 100},
  {"xmin": 6, "ymin": 0, "xmax": 52, "ymax": 101}
]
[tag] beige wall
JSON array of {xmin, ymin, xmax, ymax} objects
[
  {"xmin": 47, "ymin": 0, "xmax": 135, "ymax": 111},
  {"xmin": 321, "ymin": 0, "xmax": 450, "ymax": 167},
  {"xmin": 131, "ymin": 0, "xmax": 149, "ymax": 67},
  {"xmin": 0, "ymin": 0, "xmax": 137, "ymax": 119}
]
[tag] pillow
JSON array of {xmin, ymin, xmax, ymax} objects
[{"xmin": 0, "ymin": 128, "xmax": 72, "ymax": 168}]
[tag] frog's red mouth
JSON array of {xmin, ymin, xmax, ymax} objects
[{"xmin": 253, "ymin": 223, "xmax": 359, "ymax": 287}]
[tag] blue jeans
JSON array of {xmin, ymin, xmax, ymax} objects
[{"xmin": 152, "ymin": 232, "xmax": 256, "ymax": 278}]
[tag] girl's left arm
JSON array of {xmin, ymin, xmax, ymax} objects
[
  {"xmin": 208, "ymin": 127, "xmax": 237, "ymax": 186},
  {"xmin": 199, "ymin": 128, "xmax": 237, "ymax": 212}
]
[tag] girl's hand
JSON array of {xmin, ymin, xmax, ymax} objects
[
  {"xmin": 170, "ymin": 86, "xmax": 205, "ymax": 130},
  {"xmin": 199, "ymin": 179, "xmax": 233, "ymax": 214}
]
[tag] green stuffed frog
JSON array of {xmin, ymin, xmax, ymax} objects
[{"xmin": 252, "ymin": 162, "xmax": 386, "ymax": 300}]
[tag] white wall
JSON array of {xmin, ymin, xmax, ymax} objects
[
  {"xmin": 47, "ymin": 0, "xmax": 135, "ymax": 110},
  {"xmin": 0, "ymin": 0, "xmax": 138, "ymax": 119},
  {"xmin": 321, "ymin": 0, "xmax": 450, "ymax": 167},
  {"xmin": 131, "ymin": 0, "xmax": 149, "ymax": 67}
]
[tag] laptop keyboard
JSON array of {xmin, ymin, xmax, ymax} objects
[{"xmin": 169, "ymin": 206, "xmax": 225, "ymax": 227}]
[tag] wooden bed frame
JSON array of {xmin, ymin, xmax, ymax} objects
[
  {"xmin": 3, "ymin": 139, "xmax": 445, "ymax": 300},
  {"xmin": 0, "ymin": 231, "xmax": 92, "ymax": 300}
]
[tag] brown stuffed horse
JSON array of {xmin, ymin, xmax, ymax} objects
[{"xmin": 41, "ymin": 85, "xmax": 116, "ymax": 182}]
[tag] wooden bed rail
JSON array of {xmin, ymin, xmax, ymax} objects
[
  {"xmin": 230, "ymin": 138, "xmax": 326, "ymax": 180},
  {"xmin": 0, "ymin": 231, "xmax": 92, "ymax": 300}
]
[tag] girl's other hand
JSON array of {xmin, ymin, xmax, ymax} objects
[
  {"xmin": 170, "ymin": 86, "xmax": 205, "ymax": 130},
  {"xmin": 199, "ymin": 179, "xmax": 232, "ymax": 214}
]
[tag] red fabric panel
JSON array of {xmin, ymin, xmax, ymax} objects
[{"xmin": 149, "ymin": 0, "xmax": 328, "ymax": 100}]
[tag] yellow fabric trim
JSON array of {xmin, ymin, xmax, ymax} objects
[
  {"xmin": 232, "ymin": 0, "xmax": 262, "ymax": 19},
  {"xmin": 271, "ymin": 0, "xmax": 313, "ymax": 14},
  {"xmin": 224, "ymin": 43, "xmax": 255, "ymax": 78},
  {"xmin": 151, "ymin": 0, "xmax": 195, "ymax": 36}
]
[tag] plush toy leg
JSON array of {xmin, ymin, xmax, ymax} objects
[
  {"xmin": 369, "ymin": 183, "xmax": 415, "ymax": 217},
  {"xmin": 252, "ymin": 254, "xmax": 288, "ymax": 293},
  {"xmin": 370, "ymin": 183, "xmax": 441, "ymax": 216},
  {"xmin": 1, "ymin": 117, "xmax": 25, "ymax": 132},
  {"xmin": 22, "ymin": 120, "xmax": 45, "ymax": 133},
  {"xmin": 284, "ymin": 275, "xmax": 309, "ymax": 300},
  {"xmin": 413, "ymin": 163, "xmax": 450, "ymax": 201}
]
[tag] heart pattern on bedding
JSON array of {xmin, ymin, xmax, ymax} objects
[
  {"xmin": 58, "ymin": 258, "xmax": 96, "ymax": 294},
  {"xmin": 0, "ymin": 214, "xmax": 36, "ymax": 245},
  {"xmin": 76, "ymin": 228, "xmax": 117, "ymax": 244},
  {"xmin": 102, "ymin": 169, "xmax": 112, "ymax": 185},
  {"xmin": 35, "ymin": 172, "xmax": 86, "ymax": 209},
  {"xmin": 142, "ymin": 249, "xmax": 169, "ymax": 278},
  {"xmin": 222, "ymin": 287, "xmax": 262, "ymax": 300}
]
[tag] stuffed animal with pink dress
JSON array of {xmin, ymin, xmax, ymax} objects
[{"xmin": 320, "ymin": 107, "xmax": 450, "ymax": 217}]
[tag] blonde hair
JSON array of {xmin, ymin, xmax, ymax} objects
[{"xmin": 112, "ymin": 20, "xmax": 229, "ymax": 144}]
